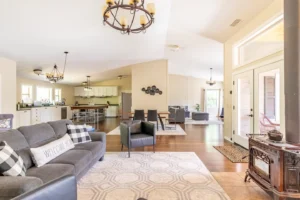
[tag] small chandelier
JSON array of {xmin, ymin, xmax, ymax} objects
[
  {"xmin": 206, "ymin": 68, "xmax": 216, "ymax": 86},
  {"xmin": 102, "ymin": 0, "xmax": 156, "ymax": 35},
  {"xmin": 46, "ymin": 52, "xmax": 69, "ymax": 84},
  {"xmin": 84, "ymin": 76, "xmax": 92, "ymax": 91}
]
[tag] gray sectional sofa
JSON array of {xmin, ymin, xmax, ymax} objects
[{"xmin": 0, "ymin": 119, "xmax": 106, "ymax": 200}]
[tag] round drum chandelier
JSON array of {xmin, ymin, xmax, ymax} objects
[{"xmin": 102, "ymin": 0, "xmax": 156, "ymax": 34}]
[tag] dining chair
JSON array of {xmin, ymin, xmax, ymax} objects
[
  {"xmin": 147, "ymin": 110, "xmax": 159, "ymax": 131},
  {"xmin": 133, "ymin": 110, "xmax": 145, "ymax": 121}
]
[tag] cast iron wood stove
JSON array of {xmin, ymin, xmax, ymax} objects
[{"xmin": 245, "ymin": 135, "xmax": 300, "ymax": 199}]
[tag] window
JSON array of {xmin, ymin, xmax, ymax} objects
[
  {"xmin": 234, "ymin": 15, "xmax": 283, "ymax": 67},
  {"xmin": 54, "ymin": 89, "xmax": 62, "ymax": 102},
  {"xmin": 21, "ymin": 85, "xmax": 32, "ymax": 103},
  {"xmin": 36, "ymin": 87, "xmax": 52, "ymax": 101}
]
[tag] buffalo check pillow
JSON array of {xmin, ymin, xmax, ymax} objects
[
  {"xmin": 0, "ymin": 141, "xmax": 26, "ymax": 176},
  {"xmin": 67, "ymin": 124, "xmax": 92, "ymax": 145}
]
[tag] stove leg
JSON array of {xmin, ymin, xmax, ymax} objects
[{"xmin": 244, "ymin": 171, "xmax": 251, "ymax": 182}]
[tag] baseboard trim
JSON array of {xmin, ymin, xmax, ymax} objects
[{"xmin": 224, "ymin": 136, "xmax": 233, "ymax": 143}]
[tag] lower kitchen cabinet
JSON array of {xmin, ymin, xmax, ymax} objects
[
  {"xmin": 17, "ymin": 110, "xmax": 31, "ymax": 127},
  {"xmin": 106, "ymin": 106, "xmax": 118, "ymax": 117}
]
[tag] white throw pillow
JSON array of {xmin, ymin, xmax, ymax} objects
[{"xmin": 30, "ymin": 134, "xmax": 75, "ymax": 167}]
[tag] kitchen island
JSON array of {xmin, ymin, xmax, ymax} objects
[{"xmin": 71, "ymin": 105, "xmax": 107, "ymax": 123}]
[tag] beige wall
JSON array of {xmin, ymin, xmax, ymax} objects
[
  {"xmin": 131, "ymin": 60, "xmax": 168, "ymax": 111},
  {"xmin": 224, "ymin": 0, "xmax": 283, "ymax": 140},
  {"xmin": 169, "ymin": 74, "xmax": 223, "ymax": 111},
  {"xmin": 0, "ymin": 58, "xmax": 17, "ymax": 127},
  {"xmin": 75, "ymin": 77, "xmax": 132, "ymax": 105},
  {"xmin": 17, "ymin": 77, "xmax": 75, "ymax": 105}
]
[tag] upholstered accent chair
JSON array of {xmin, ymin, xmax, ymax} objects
[{"xmin": 120, "ymin": 121, "xmax": 156, "ymax": 158}]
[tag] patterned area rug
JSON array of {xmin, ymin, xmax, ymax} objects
[
  {"xmin": 78, "ymin": 152, "xmax": 230, "ymax": 200},
  {"xmin": 214, "ymin": 145, "xmax": 249, "ymax": 163},
  {"xmin": 107, "ymin": 125, "xmax": 187, "ymax": 136}
]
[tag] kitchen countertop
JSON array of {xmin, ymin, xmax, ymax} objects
[{"xmin": 17, "ymin": 105, "xmax": 71, "ymax": 111}]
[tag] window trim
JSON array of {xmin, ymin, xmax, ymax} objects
[
  {"xmin": 233, "ymin": 14, "xmax": 283, "ymax": 68},
  {"xmin": 21, "ymin": 84, "xmax": 33, "ymax": 102},
  {"xmin": 54, "ymin": 88, "xmax": 62, "ymax": 102}
]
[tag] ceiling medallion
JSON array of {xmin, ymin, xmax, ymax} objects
[
  {"xmin": 46, "ymin": 51, "xmax": 69, "ymax": 84},
  {"xmin": 206, "ymin": 68, "xmax": 216, "ymax": 86},
  {"xmin": 102, "ymin": 0, "xmax": 156, "ymax": 35}
]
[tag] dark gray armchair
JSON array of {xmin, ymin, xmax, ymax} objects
[{"xmin": 120, "ymin": 121, "xmax": 156, "ymax": 158}]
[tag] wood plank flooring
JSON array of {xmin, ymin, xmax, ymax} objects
[{"xmin": 95, "ymin": 118, "xmax": 248, "ymax": 172}]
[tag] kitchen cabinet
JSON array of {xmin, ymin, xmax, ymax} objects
[
  {"xmin": 52, "ymin": 107, "xmax": 62, "ymax": 121},
  {"xmin": 74, "ymin": 86, "xmax": 118, "ymax": 97},
  {"xmin": 31, "ymin": 108, "xmax": 41, "ymax": 125},
  {"xmin": 17, "ymin": 110, "xmax": 31, "ymax": 127},
  {"xmin": 40, "ymin": 107, "xmax": 52, "ymax": 123}
]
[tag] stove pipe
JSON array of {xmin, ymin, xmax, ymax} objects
[{"xmin": 284, "ymin": 0, "xmax": 300, "ymax": 143}]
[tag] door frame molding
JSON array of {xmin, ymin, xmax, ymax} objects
[{"xmin": 230, "ymin": 52, "xmax": 284, "ymax": 146}]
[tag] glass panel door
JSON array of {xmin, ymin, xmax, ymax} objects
[
  {"xmin": 233, "ymin": 70, "xmax": 254, "ymax": 149},
  {"xmin": 254, "ymin": 60, "xmax": 285, "ymax": 135}
]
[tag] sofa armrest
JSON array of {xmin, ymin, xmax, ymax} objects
[
  {"xmin": 89, "ymin": 132, "xmax": 106, "ymax": 143},
  {"xmin": 12, "ymin": 175, "xmax": 77, "ymax": 200},
  {"xmin": 0, "ymin": 176, "xmax": 43, "ymax": 199}
]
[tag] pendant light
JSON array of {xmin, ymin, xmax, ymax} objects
[
  {"xmin": 84, "ymin": 76, "xmax": 92, "ymax": 91},
  {"xmin": 206, "ymin": 68, "xmax": 216, "ymax": 86}
]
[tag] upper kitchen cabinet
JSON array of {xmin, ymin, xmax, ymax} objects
[
  {"xmin": 74, "ymin": 86, "xmax": 118, "ymax": 97},
  {"xmin": 74, "ymin": 87, "xmax": 85, "ymax": 97}
]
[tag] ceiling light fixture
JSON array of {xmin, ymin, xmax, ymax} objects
[
  {"xmin": 84, "ymin": 76, "xmax": 92, "ymax": 91},
  {"xmin": 33, "ymin": 69, "xmax": 43, "ymax": 76},
  {"xmin": 102, "ymin": 0, "xmax": 156, "ymax": 35},
  {"xmin": 46, "ymin": 51, "xmax": 69, "ymax": 84},
  {"xmin": 206, "ymin": 68, "xmax": 216, "ymax": 86}
]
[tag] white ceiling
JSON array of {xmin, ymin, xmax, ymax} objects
[{"xmin": 0, "ymin": 0, "xmax": 274, "ymax": 84}]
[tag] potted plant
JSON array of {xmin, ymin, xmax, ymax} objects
[{"xmin": 195, "ymin": 104, "xmax": 201, "ymax": 112}]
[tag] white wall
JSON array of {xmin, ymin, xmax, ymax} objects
[
  {"xmin": 0, "ymin": 58, "xmax": 17, "ymax": 127},
  {"xmin": 131, "ymin": 60, "xmax": 168, "ymax": 112},
  {"xmin": 169, "ymin": 74, "xmax": 223, "ymax": 112}
]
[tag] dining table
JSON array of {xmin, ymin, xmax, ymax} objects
[{"xmin": 129, "ymin": 111, "xmax": 170, "ymax": 131}]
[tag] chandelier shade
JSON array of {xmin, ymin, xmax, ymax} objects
[
  {"xmin": 102, "ymin": 0, "xmax": 155, "ymax": 34},
  {"xmin": 206, "ymin": 68, "xmax": 216, "ymax": 86},
  {"xmin": 46, "ymin": 51, "xmax": 69, "ymax": 84}
]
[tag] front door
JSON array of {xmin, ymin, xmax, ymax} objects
[{"xmin": 233, "ymin": 70, "xmax": 254, "ymax": 149}]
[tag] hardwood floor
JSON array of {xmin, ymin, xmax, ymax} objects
[{"xmin": 95, "ymin": 117, "xmax": 248, "ymax": 173}]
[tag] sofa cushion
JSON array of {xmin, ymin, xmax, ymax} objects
[
  {"xmin": 30, "ymin": 134, "xmax": 75, "ymax": 167},
  {"xmin": 48, "ymin": 120, "xmax": 73, "ymax": 138},
  {"xmin": 48, "ymin": 150, "xmax": 92, "ymax": 174},
  {"xmin": 72, "ymin": 141, "xmax": 104, "ymax": 157},
  {"xmin": 130, "ymin": 134, "xmax": 154, "ymax": 147},
  {"xmin": 26, "ymin": 163, "xmax": 75, "ymax": 184},
  {"xmin": 18, "ymin": 123, "xmax": 57, "ymax": 148},
  {"xmin": 0, "ymin": 130, "xmax": 29, "ymax": 151}
]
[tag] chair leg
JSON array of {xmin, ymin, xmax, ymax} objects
[
  {"xmin": 121, "ymin": 144, "xmax": 123, "ymax": 151},
  {"xmin": 128, "ymin": 148, "xmax": 131, "ymax": 158},
  {"xmin": 153, "ymin": 144, "xmax": 155, "ymax": 153},
  {"xmin": 157, "ymin": 121, "xmax": 159, "ymax": 131}
]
